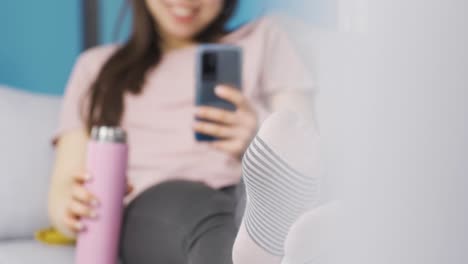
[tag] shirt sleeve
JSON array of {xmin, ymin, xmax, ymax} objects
[
  {"xmin": 53, "ymin": 53, "xmax": 93, "ymax": 144},
  {"xmin": 260, "ymin": 17, "xmax": 316, "ymax": 96}
]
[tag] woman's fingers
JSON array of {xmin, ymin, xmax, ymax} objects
[
  {"xmin": 71, "ymin": 183, "xmax": 97, "ymax": 205},
  {"xmin": 64, "ymin": 198, "xmax": 96, "ymax": 234},
  {"xmin": 63, "ymin": 213, "xmax": 83, "ymax": 233},
  {"xmin": 65, "ymin": 172, "xmax": 135, "ymax": 235},
  {"xmin": 126, "ymin": 183, "xmax": 134, "ymax": 195},
  {"xmin": 68, "ymin": 199, "xmax": 97, "ymax": 219},
  {"xmin": 214, "ymin": 85, "xmax": 250, "ymax": 110},
  {"xmin": 73, "ymin": 171, "xmax": 91, "ymax": 184},
  {"xmin": 193, "ymin": 121, "xmax": 236, "ymax": 139},
  {"xmin": 65, "ymin": 172, "xmax": 99, "ymax": 234},
  {"xmin": 211, "ymin": 139, "xmax": 249, "ymax": 158},
  {"xmin": 194, "ymin": 86, "xmax": 258, "ymax": 159},
  {"xmin": 195, "ymin": 106, "xmax": 237, "ymax": 125}
]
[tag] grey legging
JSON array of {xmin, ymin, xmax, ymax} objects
[{"xmin": 119, "ymin": 180, "xmax": 241, "ymax": 264}]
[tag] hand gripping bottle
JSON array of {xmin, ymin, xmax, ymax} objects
[{"xmin": 75, "ymin": 126, "xmax": 128, "ymax": 264}]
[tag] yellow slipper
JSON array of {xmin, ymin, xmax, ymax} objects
[{"xmin": 35, "ymin": 227, "xmax": 76, "ymax": 246}]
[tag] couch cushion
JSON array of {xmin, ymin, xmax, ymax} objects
[
  {"xmin": 0, "ymin": 86, "xmax": 61, "ymax": 240},
  {"xmin": 0, "ymin": 240, "xmax": 74, "ymax": 264}
]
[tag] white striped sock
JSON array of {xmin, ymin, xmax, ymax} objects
[{"xmin": 241, "ymin": 111, "xmax": 321, "ymax": 256}]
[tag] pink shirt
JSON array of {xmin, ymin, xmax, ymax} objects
[{"xmin": 56, "ymin": 16, "xmax": 315, "ymax": 200}]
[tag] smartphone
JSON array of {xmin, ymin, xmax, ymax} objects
[{"xmin": 195, "ymin": 44, "xmax": 242, "ymax": 141}]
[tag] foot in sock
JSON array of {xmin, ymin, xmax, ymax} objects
[
  {"xmin": 233, "ymin": 111, "xmax": 321, "ymax": 263},
  {"xmin": 283, "ymin": 202, "xmax": 340, "ymax": 264}
]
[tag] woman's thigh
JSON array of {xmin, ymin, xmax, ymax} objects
[{"xmin": 120, "ymin": 180, "xmax": 239, "ymax": 264}]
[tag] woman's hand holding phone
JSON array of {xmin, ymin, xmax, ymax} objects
[{"xmin": 194, "ymin": 85, "xmax": 258, "ymax": 160}]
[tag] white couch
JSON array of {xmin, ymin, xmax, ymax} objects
[
  {"xmin": 0, "ymin": 85, "xmax": 253, "ymax": 264},
  {"xmin": 0, "ymin": 86, "xmax": 74, "ymax": 263}
]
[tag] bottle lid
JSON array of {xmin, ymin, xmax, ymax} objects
[{"xmin": 91, "ymin": 126, "xmax": 127, "ymax": 143}]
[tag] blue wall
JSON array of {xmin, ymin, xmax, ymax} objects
[
  {"xmin": 0, "ymin": 1, "xmax": 82, "ymax": 95},
  {"xmin": 0, "ymin": 1, "xmax": 264, "ymax": 95}
]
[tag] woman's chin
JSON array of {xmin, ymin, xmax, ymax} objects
[
  {"xmin": 163, "ymin": 19, "xmax": 210, "ymax": 39},
  {"xmin": 165, "ymin": 29, "xmax": 200, "ymax": 43}
]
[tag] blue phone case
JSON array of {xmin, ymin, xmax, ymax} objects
[{"xmin": 195, "ymin": 44, "xmax": 242, "ymax": 141}]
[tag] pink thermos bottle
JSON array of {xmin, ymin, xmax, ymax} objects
[{"xmin": 75, "ymin": 126, "xmax": 128, "ymax": 264}]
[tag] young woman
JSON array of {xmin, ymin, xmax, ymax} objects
[{"xmin": 47, "ymin": 0, "xmax": 315, "ymax": 263}]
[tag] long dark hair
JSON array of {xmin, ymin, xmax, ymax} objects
[{"xmin": 85, "ymin": 0, "xmax": 238, "ymax": 131}]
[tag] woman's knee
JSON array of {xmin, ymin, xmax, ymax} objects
[
  {"xmin": 120, "ymin": 181, "xmax": 237, "ymax": 262},
  {"xmin": 119, "ymin": 181, "xmax": 205, "ymax": 263}
]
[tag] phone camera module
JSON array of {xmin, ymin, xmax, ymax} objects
[{"xmin": 202, "ymin": 52, "xmax": 217, "ymax": 81}]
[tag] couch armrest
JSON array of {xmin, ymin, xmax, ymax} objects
[{"xmin": 0, "ymin": 87, "xmax": 61, "ymax": 240}]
